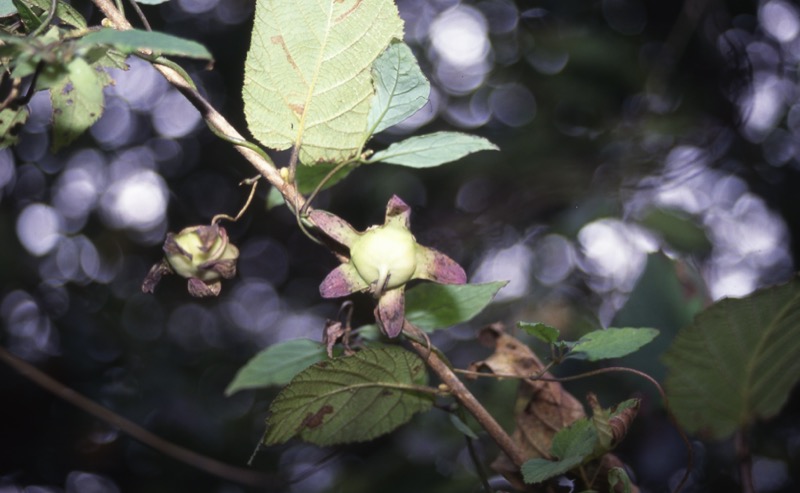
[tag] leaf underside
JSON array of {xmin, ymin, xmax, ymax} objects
[
  {"xmin": 404, "ymin": 281, "xmax": 507, "ymax": 331},
  {"xmin": 663, "ymin": 278, "xmax": 800, "ymax": 438},
  {"xmin": 243, "ymin": 0, "xmax": 403, "ymax": 165},
  {"xmin": 263, "ymin": 345, "xmax": 433, "ymax": 446}
]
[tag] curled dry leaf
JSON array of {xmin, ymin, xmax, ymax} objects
[
  {"xmin": 469, "ymin": 324, "xmax": 639, "ymax": 492},
  {"xmin": 469, "ymin": 324, "xmax": 585, "ymax": 488}
]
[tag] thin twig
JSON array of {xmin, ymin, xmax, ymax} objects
[
  {"xmin": 464, "ymin": 434, "xmax": 493, "ymax": 493},
  {"xmin": 90, "ymin": 0, "xmax": 305, "ymax": 212},
  {"xmin": 126, "ymin": 0, "xmax": 152, "ymax": 31},
  {"xmin": 735, "ymin": 427, "xmax": 755, "ymax": 493},
  {"xmin": 0, "ymin": 346, "xmax": 278, "ymax": 488}
]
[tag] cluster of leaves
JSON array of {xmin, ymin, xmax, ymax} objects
[
  {"xmin": 0, "ymin": 0, "xmax": 211, "ymax": 149},
  {"xmin": 241, "ymin": 0, "xmax": 497, "ymax": 198}
]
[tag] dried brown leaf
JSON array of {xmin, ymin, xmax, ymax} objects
[{"xmin": 469, "ymin": 324, "xmax": 585, "ymax": 487}]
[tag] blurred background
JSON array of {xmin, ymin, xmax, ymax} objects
[{"xmin": 2, "ymin": 0, "xmax": 799, "ymax": 491}]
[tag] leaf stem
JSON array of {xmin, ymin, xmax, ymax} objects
[{"xmin": 0, "ymin": 345, "xmax": 278, "ymax": 488}]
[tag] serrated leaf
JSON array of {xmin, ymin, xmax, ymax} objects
[
  {"xmin": 367, "ymin": 41, "xmax": 429, "ymax": 135},
  {"xmin": 663, "ymin": 279, "xmax": 800, "ymax": 439},
  {"xmin": 0, "ymin": 106, "xmax": 29, "ymax": 148},
  {"xmin": 522, "ymin": 419, "xmax": 597, "ymax": 484},
  {"xmin": 263, "ymin": 346, "xmax": 433, "ymax": 446},
  {"xmin": 51, "ymin": 57, "xmax": 104, "ymax": 151},
  {"xmin": 404, "ymin": 281, "xmax": 507, "ymax": 331},
  {"xmin": 368, "ymin": 131, "xmax": 498, "ymax": 168},
  {"xmin": 23, "ymin": 0, "xmax": 86, "ymax": 28},
  {"xmin": 567, "ymin": 327, "xmax": 659, "ymax": 361},
  {"xmin": 518, "ymin": 321, "xmax": 560, "ymax": 343},
  {"xmin": 225, "ymin": 339, "xmax": 327, "ymax": 395},
  {"xmin": 78, "ymin": 28, "xmax": 212, "ymax": 60},
  {"xmin": 243, "ymin": 0, "xmax": 403, "ymax": 165}
]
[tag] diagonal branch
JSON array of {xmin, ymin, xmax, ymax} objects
[
  {"xmin": 404, "ymin": 321, "xmax": 526, "ymax": 467},
  {"xmin": 0, "ymin": 346, "xmax": 278, "ymax": 488}
]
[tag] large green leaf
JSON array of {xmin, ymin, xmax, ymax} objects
[
  {"xmin": 263, "ymin": 346, "xmax": 433, "ymax": 446},
  {"xmin": 367, "ymin": 41, "xmax": 429, "ymax": 135},
  {"xmin": 404, "ymin": 281, "xmax": 507, "ymax": 331},
  {"xmin": 243, "ymin": 0, "xmax": 403, "ymax": 165},
  {"xmin": 368, "ymin": 131, "xmax": 498, "ymax": 168},
  {"xmin": 225, "ymin": 339, "xmax": 327, "ymax": 395},
  {"xmin": 78, "ymin": 28, "xmax": 212, "ymax": 60},
  {"xmin": 663, "ymin": 279, "xmax": 800, "ymax": 438},
  {"xmin": 567, "ymin": 327, "xmax": 659, "ymax": 361},
  {"xmin": 50, "ymin": 57, "xmax": 104, "ymax": 151}
]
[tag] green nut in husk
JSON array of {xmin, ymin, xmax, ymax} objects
[
  {"xmin": 142, "ymin": 223, "xmax": 239, "ymax": 298},
  {"xmin": 350, "ymin": 223, "xmax": 417, "ymax": 291}
]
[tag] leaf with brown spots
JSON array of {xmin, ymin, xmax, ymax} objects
[
  {"xmin": 243, "ymin": 0, "xmax": 403, "ymax": 165},
  {"xmin": 263, "ymin": 345, "xmax": 433, "ymax": 446}
]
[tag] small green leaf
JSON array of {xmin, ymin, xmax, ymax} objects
[
  {"xmin": 367, "ymin": 41, "xmax": 429, "ymax": 135},
  {"xmin": 368, "ymin": 131, "xmax": 498, "ymax": 168},
  {"xmin": 51, "ymin": 57, "xmax": 104, "ymax": 151},
  {"xmin": 263, "ymin": 346, "xmax": 433, "ymax": 446},
  {"xmin": 663, "ymin": 278, "xmax": 800, "ymax": 438},
  {"xmin": 522, "ymin": 456, "xmax": 586, "ymax": 484},
  {"xmin": 225, "ymin": 339, "xmax": 327, "ymax": 395},
  {"xmin": 296, "ymin": 161, "xmax": 356, "ymax": 195},
  {"xmin": 23, "ymin": 0, "xmax": 86, "ymax": 28},
  {"xmin": 608, "ymin": 467, "xmax": 633, "ymax": 493},
  {"xmin": 448, "ymin": 413, "xmax": 479, "ymax": 440},
  {"xmin": 0, "ymin": 106, "xmax": 29, "ymax": 148},
  {"xmin": 518, "ymin": 321, "xmax": 560, "ymax": 344},
  {"xmin": 78, "ymin": 28, "xmax": 213, "ymax": 60},
  {"xmin": 522, "ymin": 419, "xmax": 598, "ymax": 484},
  {"xmin": 404, "ymin": 281, "xmax": 508, "ymax": 331},
  {"xmin": 567, "ymin": 327, "xmax": 659, "ymax": 361}
]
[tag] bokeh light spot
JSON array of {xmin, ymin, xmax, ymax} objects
[{"xmin": 16, "ymin": 203, "xmax": 63, "ymax": 256}]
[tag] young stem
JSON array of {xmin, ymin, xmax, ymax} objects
[
  {"xmin": 735, "ymin": 427, "xmax": 755, "ymax": 493},
  {"xmin": 405, "ymin": 321, "xmax": 526, "ymax": 468}
]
